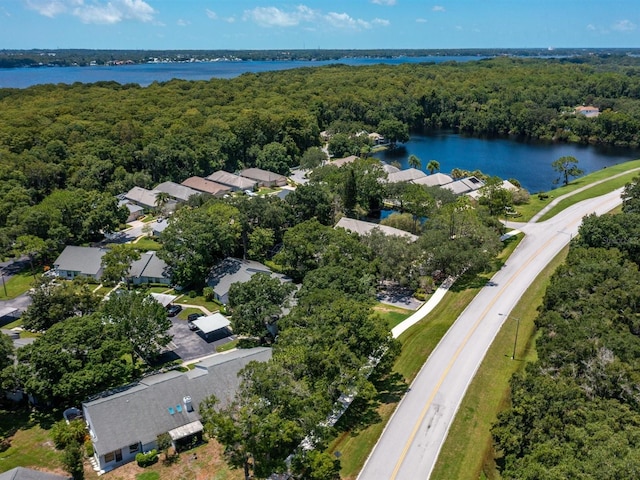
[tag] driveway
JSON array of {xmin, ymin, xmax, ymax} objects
[{"xmin": 163, "ymin": 316, "xmax": 236, "ymax": 363}]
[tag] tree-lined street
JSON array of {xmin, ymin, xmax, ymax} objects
[{"xmin": 358, "ymin": 188, "xmax": 625, "ymax": 480}]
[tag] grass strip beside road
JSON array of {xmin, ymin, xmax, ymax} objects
[
  {"xmin": 515, "ymin": 159, "xmax": 640, "ymax": 221},
  {"xmin": 537, "ymin": 170, "xmax": 639, "ymax": 222},
  {"xmin": 430, "ymin": 245, "xmax": 569, "ymax": 480},
  {"xmin": 328, "ymin": 285, "xmax": 483, "ymax": 479}
]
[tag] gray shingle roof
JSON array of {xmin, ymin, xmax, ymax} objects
[
  {"xmin": 124, "ymin": 187, "xmax": 160, "ymax": 209},
  {"xmin": 207, "ymin": 258, "xmax": 289, "ymax": 303},
  {"xmin": 128, "ymin": 252, "xmax": 170, "ymax": 282},
  {"xmin": 0, "ymin": 467, "xmax": 69, "ymax": 480},
  {"xmin": 387, "ymin": 168, "xmax": 427, "ymax": 183},
  {"xmin": 412, "ymin": 172, "xmax": 453, "ymax": 187},
  {"xmin": 239, "ymin": 168, "xmax": 287, "ymax": 185},
  {"xmin": 154, "ymin": 182, "xmax": 200, "ymax": 203},
  {"xmin": 83, "ymin": 347, "xmax": 272, "ymax": 456},
  {"xmin": 335, "ymin": 217, "xmax": 418, "ymax": 242},
  {"xmin": 442, "ymin": 176, "xmax": 485, "ymax": 194},
  {"xmin": 53, "ymin": 246, "xmax": 107, "ymax": 277},
  {"xmin": 206, "ymin": 171, "xmax": 257, "ymax": 191}
]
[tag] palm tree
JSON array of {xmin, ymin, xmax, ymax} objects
[
  {"xmin": 408, "ymin": 154, "xmax": 421, "ymax": 169},
  {"xmin": 427, "ymin": 160, "xmax": 440, "ymax": 175},
  {"xmin": 154, "ymin": 191, "xmax": 171, "ymax": 217}
]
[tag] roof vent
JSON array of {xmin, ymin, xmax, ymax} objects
[{"xmin": 183, "ymin": 396, "xmax": 193, "ymax": 412}]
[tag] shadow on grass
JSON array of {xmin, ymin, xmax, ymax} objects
[
  {"xmin": 450, "ymin": 272, "xmax": 490, "ymax": 292},
  {"xmin": 333, "ymin": 372, "xmax": 408, "ymax": 436}
]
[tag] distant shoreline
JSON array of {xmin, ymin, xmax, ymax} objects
[{"xmin": 2, "ymin": 47, "xmax": 639, "ymax": 69}]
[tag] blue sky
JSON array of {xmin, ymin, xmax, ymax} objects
[{"xmin": 1, "ymin": 0, "xmax": 639, "ymax": 50}]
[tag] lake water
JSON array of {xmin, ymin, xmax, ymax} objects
[
  {"xmin": 0, "ymin": 55, "xmax": 484, "ymax": 89},
  {"xmin": 374, "ymin": 131, "xmax": 640, "ymax": 193}
]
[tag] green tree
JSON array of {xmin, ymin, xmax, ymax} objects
[
  {"xmin": 154, "ymin": 191, "xmax": 171, "ymax": 216},
  {"xmin": 552, "ymin": 155, "xmax": 584, "ymax": 186},
  {"xmin": 343, "ymin": 168, "xmax": 358, "ymax": 214},
  {"xmin": 100, "ymin": 245, "xmax": 141, "ymax": 286},
  {"xmin": 426, "ymin": 159, "xmax": 440, "ymax": 174},
  {"xmin": 21, "ymin": 276, "xmax": 101, "ymax": 331},
  {"xmin": 256, "ymin": 142, "xmax": 293, "ymax": 175},
  {"xmin": 13, "ymin": 234, "xmax": 48, "ymax": 279},
  {"xmin": 101, "ymin": 290, "xmax": 173, "ymax": 362},
  {"xmin": 159, "ymin": 201, "xmax": 241, "ymax": 287},
  {"xmin": 377, "ymin": 118, "xmax": 409, "ymax": 146},
  {"xmin": 228, "ymin": 273, "xmax": 295, "ymax": 338},
  {"xmin": 408, "ymin": 154, "xmax": 421, "ymax": 169},
  {"xmin": 291, "ymin": 450, "xmax": 341, "ymax": 480},
  {"xmin": 17, "ymin": 314, "xmax": 133, "ymax": 405},
  {"xmin": 62, "ymin": 441, "xmax": 84, "ymax": 480},
  {"xmin": 156, "ymin": 432, "xmax": 172, "ymax": 461},
  {"xmin": 622, "ymin": 176, "xmax": 640, "ymax": 214},
  {"xmin": 478, "ymin": 176, "xmax": 513, "ymax": 216},
  {"xmin": 247, "ymin": 227, "xmax": 275, "ymax": 262},
  {"xmin": 299, "ymin": 146, "xmax": 328, "ymax": 169}
]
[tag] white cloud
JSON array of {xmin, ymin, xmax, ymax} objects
[
  {"xmin": 26, "ymin": 0, "xmax": 155, "ymax": 24},
  {"xmin": 242, "ymin": 4, "xmax": 383, "ymax": 31},
  {"xmin": 205, "ymin": 9, "xmax": 217, "ymax": 20},
  {"xmin": 177, "ymin": 18, "xmax": 189, "ymax": 27},
  {"xmin": 25, "ymin": 0, "xmax": 70, "ymax": 18},
  {"xmin": 244, "ymin": 5, "xmax": 315, "ymax": 27},
  {"xmin": 416, "ymin": 18, "xmax": 427, "ymax": 23},
  {"xmin": 225, "ymin": 16, "xmax": 236, "ymax": 23},
  {"xmin": 371, "ymin": 0, "xmax": 396, "ymax": 5},
  {"xmin": 432, "ymin": 5, "xmax": 445, "ymax": 12},
  {"xmin": 587, "ymin": 24, "xmax": 596, "ymax": 31},
  {"xmin": 613, "ymin": 19, "xmax": 636, "ymax": 32}
]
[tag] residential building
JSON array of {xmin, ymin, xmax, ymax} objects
[
  {"xmin": 329, "ymin": 155, "xmax": 359, "ymax": 168},
  {"xmin": 207, "ymin": 258, "xmax": 291, "ymax": 304},
  {"xmin": 53, "ymin": 246, "xmax": 107, "ymax": 280},
  {"xmin": 206, "ymin": 171, "xmax": 257, "ymax": 191},
  {"xmin": 127, "ymin": 252, "xmax": 171, "ymax": 286},
  {"xmin": 575, "ymin": 105, "xmax": 600, "ymax": 118},
  {"xmin": 387, "ymin": 168, "xmax": 427, "ymax": 183},
  {"xmin": 0, "ymin": 467, "xmax": 69, "ymax": 480},
  {"xmin": 154, "ymin": 182, "xmax": 200, "ymax": 203},
  {"xmin": 412, "ymin": 172, "xmax": 454, "ymax": 187},
  {"xmin": 83, "ymin": 348, "xmax": 272, "ymax": 474},
  {"xmin": 239, "ymin": 168, "xmax": 287, "ymax": 187},
  {"xmin": 335, "ymin": 217, "xmax": 418, "ymax": 242},
  {"xmin": 442, "ymin": 176, "xmax": 485, "ymax": 195},
  {"xmin": 118, "ymin": 199, "xmax": 144, "ymax": 223},
  {"xmin": 181, "ymin": 176, "xmax": 232, "ymax": 198},
  {"xmin": 124, "ymin": 187, "xmax": 161, "ymax": 210}
]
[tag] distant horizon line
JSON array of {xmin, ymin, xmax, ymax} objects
[{"xmin": 2, "ymin": 47, "xmax": 640, "ymax": 53}]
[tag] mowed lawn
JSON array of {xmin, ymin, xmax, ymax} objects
[{"xmin": 0, "ymin": 409, "xmax": 65, "ymax": 475}]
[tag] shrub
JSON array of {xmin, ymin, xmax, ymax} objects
[
  {"xmin": 136, "ymin": 449, "xmax": 158, "ymax": 467},
  {"xmin": 188, "ymin": 290, "xmax": 197, "ymax": 298},
  {"xmin": 84, "ymin": 439, "xmax": 94, "ymax": 457},
  {"xmin": 202, "ymin": 287, "xmax": 214, "ymax": 301},
  {"xmin": 51, "ymin": 420, "xmax": 87, "ymax": 450}
]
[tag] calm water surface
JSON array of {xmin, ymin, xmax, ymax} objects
[
  {"xmin": 0, "ymin": 56, "xmax": 483, "ymax": 89},
  {"xmin": 375, "ymin": 131, "xmax": 640, "ymax": 193}
]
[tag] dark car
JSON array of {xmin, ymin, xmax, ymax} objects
[
  {"xmin": 167, "ymin": 304, "xmax": 182, "ymax": 317},
  {"xmin": 187, "ymin": 312, "xmax": 204, "ymax": 330}
]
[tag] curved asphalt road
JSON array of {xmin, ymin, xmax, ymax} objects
[{"xmin": 358, "ymin": 189, "xmax": 625, "ymax": 480}]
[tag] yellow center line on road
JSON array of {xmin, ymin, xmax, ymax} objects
[{"xmin": 389, "ymin": 212, "xmax": 587, "ymax": 479}]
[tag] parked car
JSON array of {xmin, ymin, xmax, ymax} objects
[
  {"xmin": 187, "ymin": 312, "xmax": 204, "ymax": 330},
  {"xmin": 167, "ymin": 304, "xmax": 182, "ymax": 317}
]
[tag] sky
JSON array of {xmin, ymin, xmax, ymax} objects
[{"xmin": 0, "ymin": 0, "xmax": 639, "ymax": 51}]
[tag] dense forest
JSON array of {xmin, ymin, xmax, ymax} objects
[
  {"xmin": 3, "ymin": 55, "xmax": 640, "ymax": 261},
  {"xmin": 492, "ymin": 177, "xmax": 640, "ymax": 479}
]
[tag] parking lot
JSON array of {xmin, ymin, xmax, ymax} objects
[{"xmin": 163, "ymin": 315, "xmax": 236, "ymax": 363}]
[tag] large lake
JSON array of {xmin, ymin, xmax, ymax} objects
[
  {"xmin": 375, "ymin": 131, "xmax": 640, "ymax": 193},
  {"xmin": 0, "ymin": 55, "xmax": 483, "ymax": 89}
]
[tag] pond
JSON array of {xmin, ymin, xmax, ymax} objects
[{"xmin": 373, "ymin": 131, "xmax": 640, "ymax": 193}]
